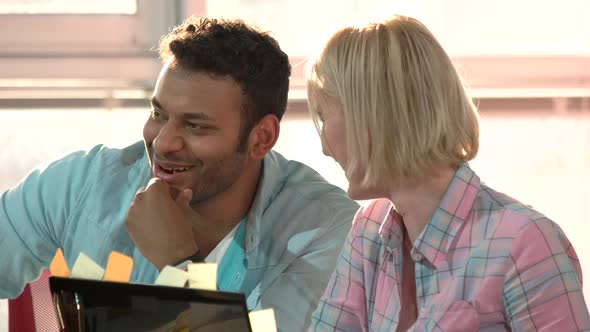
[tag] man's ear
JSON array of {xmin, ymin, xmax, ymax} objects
[{"xmin": 247, "ymin": 114, "xmax": 280, "ymax": 160}]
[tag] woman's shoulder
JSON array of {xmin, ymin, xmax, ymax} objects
[{"xmin": 477, "ymin": 183, "xmax": 556, "ymax": 232}]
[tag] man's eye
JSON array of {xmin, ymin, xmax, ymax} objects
[
  {"xmin": 150, "ymin": 110, "xmax": 161, "ymax": 119},
  {"xmin": 186, "ymin": 122, "xmax": 202, "ymax": 130}
]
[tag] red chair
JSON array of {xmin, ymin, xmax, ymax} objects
[{"xmin": 8, "ymin": 270, "xmax": 59, "ymax": 332}]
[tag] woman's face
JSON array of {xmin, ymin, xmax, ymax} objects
[
  {"xmin": 314, "ymin": 88, "xmax": 399, "ymax": 200},
  {"xmin": 314, "ymin": 97, "xmax": 380, "ymax": 200},
  {"xmin": 315, "ymin": 99, "xmax": 348, "ymax": 172}
]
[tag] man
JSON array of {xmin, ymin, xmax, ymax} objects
[{"xmin": 0, "ymin": 17, "xmax": 358, "ymax": 330}]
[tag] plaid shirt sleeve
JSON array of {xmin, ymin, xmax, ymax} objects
[
  {"xmin": 504, "ymin": 215, "xmax": 590, "ymax": 331},
  {"xmin": 309, "ymin": 209, "xmax": 372, "ymax": 332}
]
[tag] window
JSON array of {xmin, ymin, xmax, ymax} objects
[
  {"xmin": 0, "ymin": 0, "xmax": 137, "ymax": 15},
  {"xmin": 206, "ymin": 0, "xmax": 590, "ymax": 56},
  {"xmin": 0, "ymin": 0, "xmax": 174, "ymax": 86}
]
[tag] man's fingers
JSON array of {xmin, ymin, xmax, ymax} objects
[
  {"xmin": 175, "ymin": 188, "xmax": 193, "ymax": 207},
  {"xmin": 146, "ymin": 177, "xmax": 167, "ymax": 189},
  {"xmin": 144, "ymin": 178, "xmax": 171, "ymax": 196},
  {"xmin": 135, "ymin": 186, "xmax": 147, "ymax": 195},
  {"xmin": 135, "ymin": 178, "xmax": 169, "ymax": 201}
]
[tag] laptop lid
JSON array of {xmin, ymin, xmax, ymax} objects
[{"xmin": 48, "ymin": 276, "xmax": 252, "ymax": 332}]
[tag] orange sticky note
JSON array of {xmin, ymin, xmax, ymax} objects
[
  {"xmin": 103, "ymin": 251, "xmax": 133, "ymax": 282},
  {"xmin": 50, "ymin": 248, "xmax": 70, "ymax": 277}
]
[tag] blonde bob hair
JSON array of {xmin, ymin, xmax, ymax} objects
[{"xmin": 306, "ymin": 14, "xmax": 479, "ymax": 188}]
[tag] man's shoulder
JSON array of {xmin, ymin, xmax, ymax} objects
[
  {"xmin": 93, "ymin": 140, "xmax": 146, "ymax": 167},
  {"xmin": 49, "ymin": 141, "xmax": 145, "ymax": 169},
  {"xmin": 252, "ymin": 151, "xmax": 359, "ymax": 242},
  {"xmin": 264, "ymin": 150, "xmax": 358, "ymax": 210},
  {"xmin": 87, "ymin": 141, "xmax": 149, "ymax": 188},
  {"xmin": 39, "ymin": 141, "xmax": 148, "ymax": 192}
]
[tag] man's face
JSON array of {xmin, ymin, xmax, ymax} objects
[{"xmin": 143, "ymin": 61, "xmax": 249, "ymax": 205}]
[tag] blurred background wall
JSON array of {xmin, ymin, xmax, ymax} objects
[{"xmin": 0, "ymin": 1, "xmax": 589, "ymax": 329}]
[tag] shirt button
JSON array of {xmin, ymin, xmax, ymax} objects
[{"xmin": 411, "ymin": 252, "xmax": 424, "ymax": 261}]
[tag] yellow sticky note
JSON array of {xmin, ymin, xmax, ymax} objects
[
  {"xmin": 187, "ymin": 263, "xmax": 217, "ymax": 290},
  {"xmin": 249, "ymin": 308, "xmax": 277, "ymax": 332},
  {"xmin": 104, "ymin": 251, "xmax": 133, "ymax": 282},
  {"xmin": 155, "ymin": 266, "xmax": 189, "ymax": 288},
  {"xmin": 70, "ymin": 252, "xmax": 105, "ymax": 280},
  {"xmin": 50, "ymin": 248, "xmax": 70, "ymax": 277}
]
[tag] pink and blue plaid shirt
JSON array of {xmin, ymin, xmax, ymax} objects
[{"xmin": 310, "ymin": 164, "xmax": 590, "ymax": 331}]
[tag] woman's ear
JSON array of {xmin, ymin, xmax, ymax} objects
[{"xmin": 247, "ymin": 114, "xmax": 280, "ymax": 160}]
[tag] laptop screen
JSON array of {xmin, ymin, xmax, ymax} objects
[{"xmin": 49, "ymin": 276, "xmax": 252, "ymax": 332}]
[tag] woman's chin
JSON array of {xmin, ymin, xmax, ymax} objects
[
  {"xmin": 347, "ymin": 183, "xmax": 388, "ymax": 201},
  {"xmin": 347, "ymin": 185, "xmax": 373, "ymax": 201}
]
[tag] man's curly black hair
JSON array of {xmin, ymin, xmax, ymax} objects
[{"xmin": 158, "ymin": 16, "xmax": 291, "ymax": 149}]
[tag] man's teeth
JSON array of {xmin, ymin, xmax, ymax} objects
[{"xmin": 161, "ymin": 166, "xmax": 191, "ymax": 173}]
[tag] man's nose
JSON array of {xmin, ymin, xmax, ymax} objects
[{"xmin": 152, "ymin": 123, "xmax": 183, "ymax": 155}]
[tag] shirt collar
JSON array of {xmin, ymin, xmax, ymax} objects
[
  {"xmin": 413, "ymin": 163, "xmax": 480, "ymax": 268},
  {"xmin": 379, "ymin": 206, "xmax": 404, "ymax": 254},
  {"xmin": 244, "ymin": 150, "xmax": 288, "ymax": 253}
]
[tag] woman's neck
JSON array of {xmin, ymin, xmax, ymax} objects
[{"xmin": 389, "ymin": 166, "xmax": 456, "ymax": 244}]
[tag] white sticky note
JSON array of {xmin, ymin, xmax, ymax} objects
[
  {"xmin": 155, "ymin": 266, "xmax": 189, "ymax": 288},
  {"xmin": 187, "ymin": 263, "xmax": 217, "ymax": 290},
  {"xmin": 249, "ymin": 308, "xmax": 277, "ymax": 332},
  {"xmin": 70, "ymin": 252, "xmax": 105, "ymax": 280}
]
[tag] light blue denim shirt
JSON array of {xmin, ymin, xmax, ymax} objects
[{"xmin": 0, "ymin": 141, "xmax": 359, "ymax": 331}]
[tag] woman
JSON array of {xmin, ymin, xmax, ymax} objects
[{"xmin": 306, "ymin": 15, "xmax": 590, "ymax": 331}]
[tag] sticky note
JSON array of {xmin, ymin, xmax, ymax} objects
[
  {"xmin": 249, "ymin": 308, "xmax": 277, "ymax": 332},
  {"xmin": 187, "ymin": 263, "xmax": 217, "ymax": 290},
  {"xmin": 70, "ymin": 252, "xmax": 105, "ymax": 280},
  {"xmin": 49, "ymin": 248, "xmax": 70, "ymax": 277},
  {"xmin": 155, "ymin": 266, "xmax": 189, "ymax": 288},
  {"xmin": 103, "ymin": 251, "xmax": 133, "ymax": 282}
]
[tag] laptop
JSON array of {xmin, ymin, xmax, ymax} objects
[{"xmin": 48, "ymin": 276, "xmax": 253, "ymax": 332}]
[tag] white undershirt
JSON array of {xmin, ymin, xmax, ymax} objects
[
  {"xmin": 204, "ymin": 222, "xmax": 240, "ymax": 263},
  {"xmin": 175, "ymin": 222, "xmax": 240, "ymax": 270}
]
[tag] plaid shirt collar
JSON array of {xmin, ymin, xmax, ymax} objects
[{"xmin": 379, "ymin": 163, "xmax": 481, "ymax": 269}]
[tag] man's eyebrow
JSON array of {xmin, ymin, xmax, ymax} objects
[
  {"xmin": 150, "ymin": 97, "xmax": 214, "ymax": 121},
  {"xmin": 183, "ymin": 112, "xmax": 214, "ymax": 121}
]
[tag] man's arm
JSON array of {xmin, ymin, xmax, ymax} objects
[
  {"xmin": 0, "ymin": 149, "xmax": 95, "ymax": 298},
  {"xmin": 308, "ymin": 212, "xmax": 371, "ymax": 332},
  {"xmin": 249, "ymin": 205, "xmax": 365, "ymax": 332}
]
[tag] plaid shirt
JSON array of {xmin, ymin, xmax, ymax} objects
[{"xmin": 310, "ymin": 164, "xmax": 590, "ymax": 331}]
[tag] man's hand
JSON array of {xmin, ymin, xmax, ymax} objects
[{"xmin": 125, "ymin": 178, "xmax": 200, "ymax": 270}]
